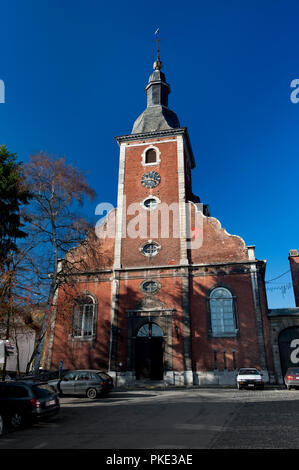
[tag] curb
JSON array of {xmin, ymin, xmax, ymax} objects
[{"xmin": 114, "ymin": 384, "xmax": 285, "ymax": 392}]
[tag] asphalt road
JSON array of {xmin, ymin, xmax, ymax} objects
[{"xmin": 1, "ymin": 386, "xmax": 299, "ymax": 450}]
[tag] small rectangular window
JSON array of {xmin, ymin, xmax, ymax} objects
[{"xmin": 145, "ymin": 149, "xmax": 156, "ymax": 164}]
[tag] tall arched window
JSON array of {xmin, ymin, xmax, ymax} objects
[
  {"xmin": 73, "ymin": 295, "xmax": 96, "ymax": 338},
  {"xmin": 209, "ymin": 287, "xmax": 237, "ymax": 337}
]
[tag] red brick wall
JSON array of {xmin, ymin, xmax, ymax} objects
[
  {"xmin": 66, "ymin": 211, "xmax": 116, "ymax": 271},
  {"xmin": 290, "ymin": 255, "xmax": 299, "ymax": 307},
  {"xmin": 49, "ymin": 279, "xmax": 112, "ymax": 370},
  {"xmin": 188, "ymin": 205, "xmax": 249, "ymax": 264},
  {"xmin": 257, "ymin": 272, "xmax": 274, "ymax": 371},
  {"xmin": 190, "ymin": 273, "xmax": 262, "ymax": 371},
  {"xmin": 121, "ymin": 138, "xmax": 182, "ymax": 267},
  {"xmin": 43, "ymin": 129, "xmax": 274, "ymax": 378}
]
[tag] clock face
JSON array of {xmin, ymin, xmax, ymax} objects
[{"xmin": 141, "ymin": 171, "xmax": 161, "ymax": 188}]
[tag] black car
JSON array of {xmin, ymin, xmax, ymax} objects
[
  {"xmin": 48, "ymin": 369, "xmax": 114, "ymax": 399},
  {"xmin": 0, "ymin": 405, "xmax": 7, "ymax": 436},
  {"xmin": 0, "ymin": 381, "xmax": 60, "ymax": 433}
]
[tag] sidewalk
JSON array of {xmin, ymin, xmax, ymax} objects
[{"xmin": 115, "ymin": 380, "xmax": 285, "ymax": 391}]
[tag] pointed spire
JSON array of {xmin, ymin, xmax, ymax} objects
[{"xmin": 131, "ymin": 31, "xmax": 180, "ymax": 134}]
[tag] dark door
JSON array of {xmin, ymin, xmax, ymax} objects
[
  {"xmin": 136, "ymin": 337, "xmax": 151, "ymax": 379},
  {"xmin": 278, "ymin": 327, "xmax": 299, "ymax": 378},
  {"xmin": 150, "ymin": 337, "xmax": 164, "ymax": 380},
  {"xmin": 135, "ymin": 322, "xmax": 164, "ymax": 380}
]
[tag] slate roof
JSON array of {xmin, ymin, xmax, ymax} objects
[{"xmin": 131, "ymin": 62, "xmax": 181, "ymax": 134}]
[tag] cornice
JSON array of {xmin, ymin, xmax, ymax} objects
[{"xmin": 115, "ymin": 127, "xmax": 196, "ymax": 169}]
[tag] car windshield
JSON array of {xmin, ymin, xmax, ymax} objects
[
  {"xmin": 287, "ymin": 368, "xmax": 299, "ymax": 374},
  {"xmin": 239, "ymin": 369, "xmax": 260, "ymax": 375}
]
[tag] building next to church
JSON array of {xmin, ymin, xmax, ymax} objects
[
  {"xmin": 267, "ymin": 250, "xmax": 299, "ymax": 384},
  {"xmin": 43, "ymin": 51, "xmax": 277, "ymax": 387}
]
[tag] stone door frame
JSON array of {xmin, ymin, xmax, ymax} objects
[{"xmin": 126, "ymin": 309, "xmax": 174, "ymax": 378}]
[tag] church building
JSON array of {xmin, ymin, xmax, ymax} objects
[{"xmin": 43, "ymin": 50, "xmax": 275, "ymax": 386}]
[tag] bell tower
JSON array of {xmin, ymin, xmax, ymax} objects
[
  {"xmin": 114, "ymin": 51, "xmax": 196, "ymax": 270},
  {"xmin": 108, "ymin": 42, "xmax": 198, "ymax": 386}
]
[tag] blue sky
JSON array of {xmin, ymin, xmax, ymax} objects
[{"xmin": 0, "ymin": 0, "xmax": 298, "ymax": 308}]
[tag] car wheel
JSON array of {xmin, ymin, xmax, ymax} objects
[
  {"xmin": 0, "ymin": 415, "xmax": 4, "ymax": 436},
  {"xmin": 86, "ymin": 388, "xmax": 98, "ymax": 399},
  {"xmin": 10, "ymin": 411, "xmax": 23, "ymax": 429}
]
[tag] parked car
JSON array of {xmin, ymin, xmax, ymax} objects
[
  {"xmin": 0, "ymin": 381, "xmax": 60, "ymax": 433},
  {"xmin": 0, "ymin": 400, "xmax": 23, "ymax": 436},
  {"xmin": 48, "ymin": 369, "xmax": 114, "ymax": 399},
  {"xmin": 284, "ymin": 367, "xmax": 299, "ymax": 390},
  {"xmin": 236, "ymin": 368, "xmax": 264, "ymax": 390}
]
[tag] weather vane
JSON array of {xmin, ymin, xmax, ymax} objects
[
  {"xmin": 154, "ymin": 28, "xmax": 162, "ymax": 70},
  {"xmin": 155, "ymin": 28, "xmax": 160, "ymax": 60}
]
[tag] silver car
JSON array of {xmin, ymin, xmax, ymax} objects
[{"xmin": 48, "ymin": 369, "xmax": 113, "ymax": 399}]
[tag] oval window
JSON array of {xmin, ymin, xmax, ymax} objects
[
  {"xmin": 143, "ymin": 198, "xmax": 158, "ymax": 210},
  {"xmin": 142, "ymin": 281, "xmax": 159, "ymax": 293},
  {"xmin": 142, "ymin": 243, "xmax": 159, "ymax": 256}
]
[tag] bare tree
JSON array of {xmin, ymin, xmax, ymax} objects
[
  {"xmin": 21, "ymin": 152, "xmax": 96, "ymax": 371},
  {"xmin": 0, "ymin": 244, "xmax": 43, "ymax": 380}
]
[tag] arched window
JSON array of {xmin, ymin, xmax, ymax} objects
[
  {"xmin": 145, "ymin": 149, "xmax": 157, "ymax": 164},
  {"xmin": 137, "ymin": 322, "xmax": 164, "ymax": 338},
  {"xmin": 209, "ymin": 287, "xmax": 237, "ymax": 337},
  {"xmin": 73, "ymin": 295, "xmax": 96, "ymax": 338}
]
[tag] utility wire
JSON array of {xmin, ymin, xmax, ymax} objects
[{"xmin": 265, "ymin": 270, "xmax": 290, "ymax": 283}]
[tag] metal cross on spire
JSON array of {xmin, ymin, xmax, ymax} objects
[
  {"xmin": 154, "ymin": 28, "xmax": 162, "ymax": 70},
  {"xmin": 155, "ymin": 28, "xmax": 160, "ymax": 60}
]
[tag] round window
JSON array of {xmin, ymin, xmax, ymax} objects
[
  {"xmin": 142, "ymin": 242, "xmax": 159, "ymax": 256},
  {"xmin": 143, "ymin": 198, "xmax": 158, "ymax": 210},
  {"xmin": 142, "ymin": 281, "xmax": 159, "ymax": 293}
]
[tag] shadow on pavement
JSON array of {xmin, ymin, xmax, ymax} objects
[{"xmin": 60, "ymin": 391, "xmax": 157, "ymax": 405}]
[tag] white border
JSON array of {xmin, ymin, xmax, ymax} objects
[
  {"xmin": 141, "ymin": 144, "xmax": 161, "ymax": 166},
  {"xmin": 140, "ymin": 195, "xmax": 161, "ymax": 211}
]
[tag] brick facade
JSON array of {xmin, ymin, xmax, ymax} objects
[
  {"xmin": 43, "ymin": 60, "xmax": 275, "ymax": 386},
  {"xmin": 289, "ymin": 251, "xmax": 299, "ymax": 307}
]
